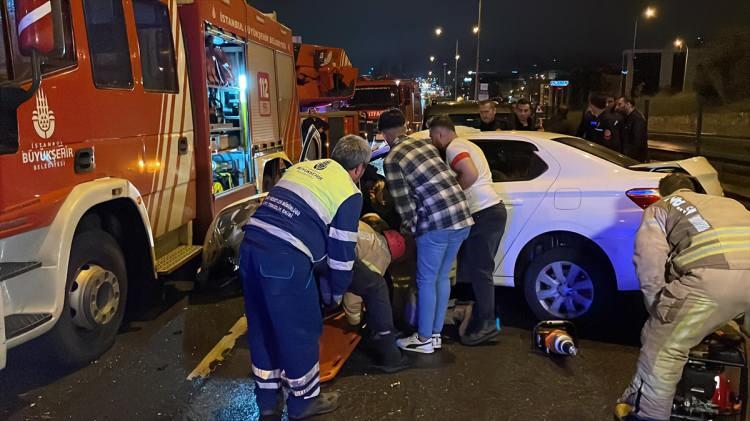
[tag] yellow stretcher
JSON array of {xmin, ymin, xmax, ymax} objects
[{"xmin": 319, "ymin": 312, "xmax": 361, "ymax": 382}]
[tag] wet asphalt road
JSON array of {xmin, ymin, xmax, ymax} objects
[{"xmin": 0, "ymin": 270, "xmax": 650, "ymax": 421}]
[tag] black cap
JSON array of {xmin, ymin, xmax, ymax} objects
[
  {"xmin": 377, "ymin": 108, "xmax": 406, "ymax": 131},
  {"xmin": 589, "ymin": 94, "xmax": 607, "ymax": 110}
]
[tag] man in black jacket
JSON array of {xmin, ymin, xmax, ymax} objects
[
  {"xmin": 616, "ymin": 96, "xmax": 649, "ymax": 162},
  {"xmin": 478, "ymin": 100, "xmax": 502, "ymax": 131},
  {"xmin": 506, "ymin": 98, "xmax": 536, "ymax": 131}
]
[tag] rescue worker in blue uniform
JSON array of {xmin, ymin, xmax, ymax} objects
[{"xmin": 240, "ymin": 135, "xmax": 370, "ymax": 419}]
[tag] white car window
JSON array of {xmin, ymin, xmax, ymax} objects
[
  {"xmin": 553, "ymin": 137, "xmax": 639, "ymax": 168},
  {"xmin": 473, "ymin": 140, "xmax": 549, "ymax": 182}
]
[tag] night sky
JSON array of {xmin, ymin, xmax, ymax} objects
[{"xmin": 250, "ymin": 0, "xmax": 750, "ymax": 76}]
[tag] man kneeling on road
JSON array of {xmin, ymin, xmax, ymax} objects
[
  {"xmin": 327, "ymin": 214, "xmax": 410, "ymax": 372},
  {"xmin": 616, "ymin": 173, "xmax": 750, "ymax": 421},
  {"xmin": 240, "ymin": 135, "xmax": 370, "ymax": 420},
  {"xmin": 429, "ymin": 115, "xmax": 507, "ymax": 345}
]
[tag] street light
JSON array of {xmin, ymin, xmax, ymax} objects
[
  {"xmin": 430, "ymin": 55, "xmax": 435, "ymax": 63},
  {"xmin": 447, "ymin": 70, "xmax": 452, "ymax": 75},
  {"xmin": 473, "ymin": 0, "xmax": 483, "ymax": 100},
  {"xmin": 435, "ymin": 27, "xmax": 443, "ymax": 36},
  {"xmin": 632, "ymin": 6, "xmax": 657, "ymax": 56},
  {"xmin": 624, "ymin": 6, "xmax": 657, "ymax": 95},
  {"xmin": 428, "ymin": 71, "xmax": 433, "ymax": 76},
  {"xmin": 674, "ymin": 38, "xmax": 689, "ymax": 92},
  {"xmin": 454, "ymin": 40, "xmax": 459, "ymax": 100}
]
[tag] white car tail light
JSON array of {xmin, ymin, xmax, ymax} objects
[{"xmin": 626, "ymin": 188, "xmax": 661, "ymax": 209}]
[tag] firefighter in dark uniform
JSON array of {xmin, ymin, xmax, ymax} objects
[
  {"xmin": 240, "ymin": 135, "xmax": 370, "ymax": 419},
  {"xmin": 616, "ymin": 173, "xmax": 750, "ymax": 421}
]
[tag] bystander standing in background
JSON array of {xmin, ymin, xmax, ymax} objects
[{"xmin": 616, "ymin": 96, "xmax": 649, "ymax": 162}]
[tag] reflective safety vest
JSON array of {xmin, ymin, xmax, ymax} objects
[
  {"xmin": 657, "ymin": 191, "xmax": 750, "ymax": 273},
  {"xmin": 248, "ymin": 159, "xmax": 362, "ymax": 295}
]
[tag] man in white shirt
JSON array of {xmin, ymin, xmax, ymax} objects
[{"xmin": 429, "ymin": 115, "xmax": 507, "ymax": 345}]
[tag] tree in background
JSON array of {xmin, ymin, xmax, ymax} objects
[{"xmin": 694, "ymin": 26, "xmax": 750, "ymax": 104}]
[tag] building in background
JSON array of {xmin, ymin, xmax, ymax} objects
[{"xmin": 623, "ymin": 47, "xmax": 700, "ymax": 97}]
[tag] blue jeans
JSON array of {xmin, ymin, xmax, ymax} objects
[{"xmin": 415, "ymin": 227, "xmax": 471, "ymax": 338}]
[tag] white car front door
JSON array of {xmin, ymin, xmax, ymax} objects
[{"xmin": 472, "ymin": 138, "xmax": 561, "ymax": 275}]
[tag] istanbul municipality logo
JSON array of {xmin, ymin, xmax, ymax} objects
[
  {"xmin": 314, "ymin": 160, "xmax": 331, "ymax": 171},
  {"xmin": 32, "ymin": 88, "xmax": 55, "ymax": 139}
]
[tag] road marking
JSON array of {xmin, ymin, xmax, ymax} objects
[{"xmin": 187, "ymin": 316, "xmax": 247, "ymax": 381}]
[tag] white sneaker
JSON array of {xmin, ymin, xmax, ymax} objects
[
  {"xmin": 432, "ymin": 333, "xmax": 442, "ymax": 349},
  {"xmin": 396, "ymin": 333, "xmax": 434, "ymax": 354}
]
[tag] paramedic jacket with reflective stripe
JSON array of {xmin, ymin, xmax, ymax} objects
[
  {"xmin": 247, "ymin": 159, "xmax": 362, "ymax": 296},
  {"xmin": 634, "ymin": 189, "xmax": 750, "ymax": 308}
]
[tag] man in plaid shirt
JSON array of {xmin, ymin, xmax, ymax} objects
[{"xmin": 378, "ymin": 109, "xmax": 473, "ymax": 354}]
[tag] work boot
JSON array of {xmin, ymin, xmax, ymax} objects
[
  {"xmin": 258, "ymin": 391, "xmax": 284, "ymax": 420},
  {"xmin": 613, "ymin": 403, "xmax": 633, "ymax": 421},
  {"xmin": 370, "ymin": 333, "xmax": 411, "ymax": 373},
  {"xmin": 288, "ymin": 392, "xmax": 340, "ymax": 420},
  {"xmin": 460, "ymin": 319, "xmax": 500, "ymax": 346}
]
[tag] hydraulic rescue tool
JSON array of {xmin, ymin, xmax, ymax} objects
[{"xmin": 533, "ymin": 320, "xmax": 578, "ymax": 356}]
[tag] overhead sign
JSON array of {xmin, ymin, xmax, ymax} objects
[{"xmin": 550, "ymin": 80, "xmax": 570, "ymax": 87}]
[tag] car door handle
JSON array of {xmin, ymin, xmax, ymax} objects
[{"xmin": 178, "ymin": 136, "xmax": 189, "ymax": 155}]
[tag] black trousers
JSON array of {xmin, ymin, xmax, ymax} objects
[
  {"xmin": 350, "ymin": 261, "xmax": 396, "ymax": 334},
  {"xmin": 456, "ymin": 203, "xmax": 507, "ymax": 322}
]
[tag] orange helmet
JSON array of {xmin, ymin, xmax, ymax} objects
[{"xmin": 383, "ymin": 230, "xmax": 406, "ymax": 262}]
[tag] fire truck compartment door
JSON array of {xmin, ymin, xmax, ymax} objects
[
  {"xmin": 275, "ymin": 52, "xmax": 296, "ymax": 140},
  {"xmin": 247, "ymin": 42, "xmax": 280, "ymax": 146}
]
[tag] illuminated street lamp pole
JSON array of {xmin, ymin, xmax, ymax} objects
[
  {"xmin": 473, "ymin": 0, "xmax": 482, "ymax": 100},
  {"xmin": 632, "ymin": 7, "xmax": 656, "ymax": 59},
  {"xmin": 674, "ymin": 38, "xmax": 689, "ymax": 92},
  {"xmin": 624, "ymin": 6, "xmax": 657, "ymax": 95},
  {"xmin": 454, "ymin": 40, "xmax": 460, "ymax": 100},
  {"xmin": 443, "ymin": 63, "xmax": 448, "ymax": 93}
]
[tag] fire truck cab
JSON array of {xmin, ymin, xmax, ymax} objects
[
  {"xmin": 344, "ymin": 77, "xmax": 422, "ymax": 140},
  {"xmin": 0, "ymin": 0, "xmax": 297, "ymax": 368}
]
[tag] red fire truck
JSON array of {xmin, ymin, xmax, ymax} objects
[
  {"xmin": 344, "ymin": 77, "xmax": 423, "ymax": 139},
  {"xmin": 294, "ymin": 42, "xmax": 360, "ymax": 162},
  {"xmin": 0, "ymin": 0, "xmax": 299, "ymax": 368}
]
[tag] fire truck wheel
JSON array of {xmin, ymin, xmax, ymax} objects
[
  {"xmin": 44, "ymin": 229, "xmax": 128, "ymax": 366},
  {"xmin": 522, "ymin": 247, "xmax": 613, "ymax": 322}
]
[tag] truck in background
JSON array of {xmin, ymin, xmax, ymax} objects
[
  {"xmin": 0, "ymin": 0, "xmax": 297, "ymax": 369},
  {"xmin": 293, "ymin": 42, "xmax": 360, "ymax": 162},
  {"xmin": 343, "ymin": 77, "xmax": 423, "ymax": 140}
]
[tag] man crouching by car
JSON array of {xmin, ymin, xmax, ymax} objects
[
  {"xmin": 327, "ymin": 214, "xmax": 411, "ymax": 373},
  {"xmin": 616, "ymin": 173, "xmax": 750, "ymax": 421}
]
